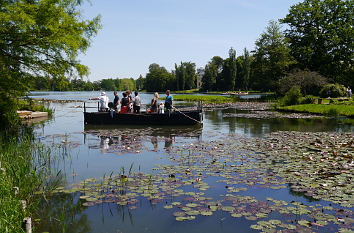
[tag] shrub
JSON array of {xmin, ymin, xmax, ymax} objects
[
  {"xmin": 319, "ymin": 83, "xmax": 346, "ymax": 98},
  {"xmin": 279, "ymin": 69, "xmax": 327, "ymax": 96},
  {"xmin": 300, "ymin": 95, "xmax": 316, "ymax": 104},
  {"xmin": 281, "ymin": 86, "xmax": 302, "ymax": 106}
]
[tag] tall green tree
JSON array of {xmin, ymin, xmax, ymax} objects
[
  {"xmin": 241, "ymin": 48, "xmax": 251, "ymax": 91},
  {"xmin": 235, "ymin": 56, "xmax": 244, "ymax": 90},
  {"xmin": 251, "ymin": 20, "xmax": 295, "ymax": 91},
  {"xmin": 145, "ymin": 63, "xmax": 173, "ymax": 92},
  {"xmin": 184, "ymin": 62, "xmax": 196, "ymax": 90},
  {"xmin": 0, "ymin": 0, "xmax": 101, "ymax": 127},
  {"xmin": 201, "ymin": 65, "xmax": 214, "ymax": 91},
  {"xmin": 223, "ymin": 47, "xmax": 237, "ymax": 91},
  {"xmin": 136, "ymin": 75, "xmax": 145, "ymax": 90},
  {"xmin": 281, "ymin": 0, "xmax": 353, "ymax": 87},
  {"xmin": 211, "ymin": 56, "xmax": 224, "ymax": 91},
  {"xmin": 201, "ymin": 56, "xmax": 223, "ymax": 91},
  {"xmin": 100, "ymin": 79, "xmax": 116, "ymax": 91},
  {"xmin": 174, "ymin": 62, "xmax": 196, "ymax": 90},
  {"xmin": 175, "ymin": 62, "xmax": 186, "ymax": 91},
  {"xmin": 117, "ymin": 78, "xmax": 136, "ymax": 91}
]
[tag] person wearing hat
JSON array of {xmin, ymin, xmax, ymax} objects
[{"xmin": 90, "ymin": 91, "xmax": 109, "ymax": 112}]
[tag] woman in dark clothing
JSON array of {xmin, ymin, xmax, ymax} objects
[{"xmin": 120, "ymin": 92, "xmax": 129, "ymax": 113}]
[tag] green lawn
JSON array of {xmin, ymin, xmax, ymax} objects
[
  {"xmin": 160, "ymin": 94, "xmax": 235, "ymax": 103},
  {"xmin": 279, "ymin": 104, "xmax": 354, "ymax": 117}
]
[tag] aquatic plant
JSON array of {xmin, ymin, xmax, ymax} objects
[
  {"xmin": 0, "ymin": 131, "xmax": 60, "ymax": 232},
  {"xmin": 52, "ymin": 131, "xmax": 353, "ymax": 232}
]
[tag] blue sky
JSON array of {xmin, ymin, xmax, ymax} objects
[{"xmin": 79, "ymin": 0, "xmax": 302, "ymax": 81}]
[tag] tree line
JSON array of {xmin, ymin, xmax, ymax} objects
[
  {"xmin": 32, "ymin": 76, "xmax": 136, "ymax": 92},
  {"xmin": 29, "ymin": 0, "xmax": 353, "ymax": 94},
  {"xmin": 138, "ymin": 0, "xmax": 353, "ymax": 92}
]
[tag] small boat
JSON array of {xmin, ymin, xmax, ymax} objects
[
  {"xmin": 83, "ymin": 103, "xmax": 203, "ymax": 125},
  {"xmin": 222, "ymin": 92, "xmax": 248, "ymax": 96}
]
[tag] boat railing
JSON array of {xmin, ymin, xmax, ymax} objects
[
  {"xmin": 83, "ymin": 102, "xmax": 100, "ymax": 113},
  {"xmin": 83, "ymin": 101, "xmax": 203, "ymax": 113}
]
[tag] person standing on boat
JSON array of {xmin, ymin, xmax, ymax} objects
[
  {"xmin": 113, "ymin": 91, "xmax": 119, "ymax": 112},
  {"xmin": 126, "ymin": 90, "xmax": 133, "ymax": 112},
  {"xmin": 133, "ymin": 91, "xmax": 141, "ymax": 113},
  {"xmin": 90, "ymin": 91, "xmax": 109, "ymax": 112},
  {"xmin": 120, "ymin": 92, "xmax": 129, "ymax": 113},
  {"xmin": 150, "ymin": 92, "xmax": 159, "ymax": 113},
  {"xmin": 165, "ymin": 90, "xmax": 173, "ymax": 111}
]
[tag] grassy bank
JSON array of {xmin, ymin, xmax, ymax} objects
[
  {"xmin": 0, "ymin": 131, "xmax": 53, "ymax": 232},
  {"xmin": 279, "ymin": 104, "xmax": 354, "ymax": 117},
  {"xmin": 18, "ymin": 98, "xmax": 53, "ymax": 116},
  {"xmin": 160, "ymin": 94, "xmax": 235, "ymax": 103}
]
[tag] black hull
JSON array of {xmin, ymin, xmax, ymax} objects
[{"xmin": 84, "ymin": 111, "xmax": 202, "ymax": 125}]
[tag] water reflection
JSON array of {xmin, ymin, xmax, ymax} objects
[
  {"xmin": 204, "ymin": 108, "xmax": 354, "ymax": 136},
  {"xmin": 83, "ymin": 125, "xmax": 203, "ymax": 155},
  {"xmin": 35, "ymin": 193, "xmax": 91, "ymax": 233}
]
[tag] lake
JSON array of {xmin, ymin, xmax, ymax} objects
[{"xmin": 29, "ymin": 91, "xmax": 353, "ymax": 233}]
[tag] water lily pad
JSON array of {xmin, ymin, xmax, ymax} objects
[
  {"xmin": 200, "ymin": 211, "xmax": 213, "ymax": 216},
  {"xmin": 186, "ymin": 210, "xmax": 200, "ymax": 216},
  {"xmin": 298, "ymin": 220, "xmax": 311, "ymax": 227},
  {"xmin": 186, "ymin": 203, "xmax": 198, "ymax": 208},
  {"xmin": 231, "ymin": 213, "xmax": 242, "ymax": 218}
]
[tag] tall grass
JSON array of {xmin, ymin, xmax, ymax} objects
[{"xmin": 0, "ymin": 129, "xmax": 55, "ymax": 232}]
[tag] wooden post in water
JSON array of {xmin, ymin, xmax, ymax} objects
[
  {"xmin": 23, "ymin": 217, "xmax": 32, "ymax": 233},
  {"xmin": 21, "ymin": 200, "xmax": 32, "ymax": 233}
]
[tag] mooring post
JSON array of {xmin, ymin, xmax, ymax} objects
[
  {"xmin": 84, "ymin": 102, "xmax": 86, "ymax": 113},
  {"xmin": 97, "ymin": 102, "xmax": 99, "ymax": 112},
  {"xmin": 21, "ymin": 200, "xmax": 31, "ymax": 233},
  {"xmin": 23, "ymin": 217, "xmax": 32, "ymax": 233}
]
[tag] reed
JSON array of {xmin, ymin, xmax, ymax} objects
[{"xmin": 0, "ymin": 130, "xmax": 56, "ymax": 232}]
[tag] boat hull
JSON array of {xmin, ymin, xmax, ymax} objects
[{"xmin": 84, "ymin": 111, "xmax": 202, "ymax": 125}]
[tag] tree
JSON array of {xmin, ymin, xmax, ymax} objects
[
  {"xmin": 175, "ymin": 63, "xmax": 185, "ymax": 91},
  {"xmin": 201, "ymin": 56, "xmax": 223, "ymax": 91},
  {"xmin": 100, "ymin": 79, "xmax": 116, "ymax": 91},
  {"xmin": 174, "ymin": 62, "xmax": 196, "ymax": 90},
  {"xmin": 145, "ymin": 63, "xmax": 173, "ymax": 92},
  {"xmin": 211, "ymin": 56, "xmax": 224, "ymax": 91},
  {"xmin": 281, "ymin": 0, "xmax": 354, "ymax": 87},
  {"xmin": 201, "ymin": 65, "xmax": 214, "ymax": 91},
  {"xmin": 136, "ymin": 75, "xmax": 145, "ymax": 90},
  {"xmin": 241, "ymin": 48, "xmax": 250, "ymax": 91},
  {"xmin": 223, "ymin": 47, "xmax": 237, "ymax": 91},
  {"xmin": 184, "ymin": 62, "xmax": 196, "ymax": 90},
  {"xmin": 118, "ymin": 78, "xmax": 136, "ymax": 91},
  {"xmin": 279, "ymin": 69, "xmax": 328, "ymax": 96},
  {"xmin": 251, "ymin": 20, "xmax": 296, "ymax": 91},
  {"xmin": 0, "ymin": 0, "xmax": 101, "ymax": 127}
]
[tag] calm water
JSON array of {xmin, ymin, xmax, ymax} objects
[{"xmin": 29, "ymin": 91, "xmax": 353, "ymax": 233}]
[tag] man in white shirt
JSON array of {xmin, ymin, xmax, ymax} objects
[
  {"xmin": 133, "ymin": 91, "xmax": 141, "ymax": 113},
  {"xmin": 90, "ymin": 91, "xmax": 109, "ymax": 112}
]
